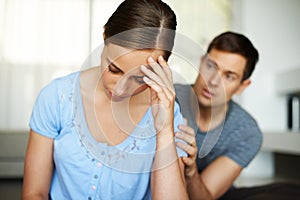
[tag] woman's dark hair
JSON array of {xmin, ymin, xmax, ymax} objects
[
  {"xmin": 103, "ymin": 0, "xmax": 177, "ymax": 61},
  {"xmin": 207, "ymin": 31, "xmax": 259, "ymax": 81}
]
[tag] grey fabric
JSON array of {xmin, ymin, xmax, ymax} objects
[{"xmin": 174, "ymin": 84, "xmax": 262, "ymax": 170}]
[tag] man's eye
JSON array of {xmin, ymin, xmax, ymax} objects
[{"xmin": 226, "ymin": 74, "xmax": 236, "ymax": 81}]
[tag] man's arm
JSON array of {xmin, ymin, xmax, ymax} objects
[
  {"xmin": 198, "ymin": 156, "xmax": 242, "ymax": 199},
  {"xmin": 176, "ymin": 125, "xmax": 242, "ymax": 200}
]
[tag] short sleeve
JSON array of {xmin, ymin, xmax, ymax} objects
[
  {"xmin": 173, "ymin": 102, "xmax": 188, "ymax": 158},
  {"xmin": 29, "ymin": 80, "xmax": 61, "ymax": 138},
  {"xmin": 225, "ymin": 126, "xmax": 262, "ymax": 168}
]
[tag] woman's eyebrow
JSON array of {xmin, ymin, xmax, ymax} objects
[{"xmin": 106, "ymin": 58, "xmax": 124, "ymax": 73}]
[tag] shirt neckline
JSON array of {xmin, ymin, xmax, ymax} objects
[{"xmin": 74, "ymin": 72, "xmax": 152, "ymax": 149}]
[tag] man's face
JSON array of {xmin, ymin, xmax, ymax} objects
[{"xmin": 193, "ymin": 49, "xmax": 250, "ymax": 108}]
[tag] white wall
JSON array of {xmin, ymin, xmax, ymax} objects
[
  {"xmin": 230, "ymin": 0, "xmax": 300, "ymax": 179},
  {"xmin": 231, "ymin": 0, "xmax": 300, "ymax": 131}
]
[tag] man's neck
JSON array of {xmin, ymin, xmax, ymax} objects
[{"xmin": 196, "ymin": 103, "xmax": 229, "ymax": 132}]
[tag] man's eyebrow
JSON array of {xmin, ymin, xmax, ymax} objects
[
  {"xmin": 206, "ymin": 57, "xmax": 235, "ymax": 76},
  {"xmin": 106, "ymin": 58, "xmax": 124, "ymax": 73},
  {"xmin": 206, "ymin": 57, "xmax": 219, "ymax": 68},
  {"xmin": 206, "ymin": 54, "xmax": 241, "ymax": 78},
  {"xmin": 226, "ymin": 70, "xmax": 240, "ymax": 78}
]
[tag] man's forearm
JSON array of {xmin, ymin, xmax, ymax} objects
[{"xmin": 186, "ymin": 171, "xmax": 213, "ymax": 200}]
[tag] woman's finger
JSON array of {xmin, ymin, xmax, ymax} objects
[
  {"xmin": 143, "ymin": 76, "xmax": 171, "ymax": 102},
  {"xmin": 148, "ymin": 57, "xmax": 167, "ymax": 81},
  {"xmin": 141, "ymin": 65, "xmax": 165, "ymax": 87},
  {"xmin": 148, "ymin": 56, "xmax": 172, "ymax": 88},
  {"xmin": 141, "ymin": 57, "xmax": 174, "ymax": 92},
  {"xmin": 158, "ymin": 55, "xmax": 173, "ymax": 89},
  {"xmin": 141, "ymin": 66, "xmax": 175, "ymax": 100}
]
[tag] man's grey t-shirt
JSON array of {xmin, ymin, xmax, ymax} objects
[{"xmin": 175, "ymin": 84, "xmax": 262, "ymax": 171}]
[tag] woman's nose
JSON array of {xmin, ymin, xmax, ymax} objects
[{"xmin": 114, "ymin": 77, "xmax": 129, "ymax": 95}]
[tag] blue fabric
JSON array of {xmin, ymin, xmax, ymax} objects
[
  {"xmin": 174, "ymin": 84, "xmax": 262, "ymax": 169},
  {"xmin": 29, "ymin": 71, "xmax": 186, "ymax": 200}
]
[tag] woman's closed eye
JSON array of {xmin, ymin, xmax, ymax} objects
[
  {"xmin": 108, "ymin": 64, "xmax": 122, "ymax": 74},
  {"xmin": 132, "ymin": 75, "xmax": 145, "ymax": 84},
  {"xmin": 106, "ymin": 58, "xmax": 123, "ymax": 74}
]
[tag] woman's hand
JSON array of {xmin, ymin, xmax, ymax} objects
[
  {"xmin": 141, "ymin": 55, "xmax": 175, "ymax": 133},
  {"xmin": 142, "ymin": 55, "xmax": 189, "ymax": 200}
]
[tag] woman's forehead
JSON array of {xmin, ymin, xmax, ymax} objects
[{"xmin": 104, "ymin": 43, "xmax": 161, "ymax": 73}]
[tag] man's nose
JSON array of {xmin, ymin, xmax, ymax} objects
[{"xmin": 208, "ymin": 71, "xmax": 221, "ymax": 87}]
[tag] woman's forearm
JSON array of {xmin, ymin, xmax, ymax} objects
[{"xmin": 151, "ymin": 129, "xmax": 188, "ymax": 199}]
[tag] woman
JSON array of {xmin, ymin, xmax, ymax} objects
[{"xmin": 22, "ymin": 0, "xmax": 188, "ymax": 199}]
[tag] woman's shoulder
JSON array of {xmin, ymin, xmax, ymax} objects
[
  {"xmin": 45, "ymin": 71, "xmax": 80, "ymax": 93},
  {"xmin": 36, "ymin": 71, "xmax": 80, "ymax": 103},
  {"xmin": 53, "ymin": 71, "xmax": 80, "ymax": 86}
]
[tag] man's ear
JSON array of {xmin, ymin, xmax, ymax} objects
[{"xmin": 236, "ymin": 79, "xmax": 251, "ymax": 95}]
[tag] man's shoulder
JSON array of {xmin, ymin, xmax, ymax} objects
[
  {"xmin": 226, "ymin": 100, "xmax": 262, "ymax": 136},
  {"xmin": 174, "ymin": 83, "xmax": 191, "ymax": 92},
  {"xmin": 174, "ymin": 84, "xmax": 191, "ymax": 103},
  {"xmin": 228, "ymin": 100, "xmax": 257, "ymax": 123}
]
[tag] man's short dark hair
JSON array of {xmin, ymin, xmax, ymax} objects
[{"xmin": 207, "ymin": 31, "xmax": 259, "ymax": 81}]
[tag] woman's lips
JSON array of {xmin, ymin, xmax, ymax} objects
[
  {"xmin": 109, "ymin": 91, "xmax": 129, "ymax": 101},
  {"xmin": 110, "ymin": 91, "xmax": 124, "ymax": 98}
]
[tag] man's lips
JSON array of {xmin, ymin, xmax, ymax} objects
[{"xmin": 202, "ymin": 88, "xmax": 215, "ymax": 98}]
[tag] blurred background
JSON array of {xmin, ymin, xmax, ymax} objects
[{"xmin": 0, "ymin": 0, "xmax": 299, "ymax": 199}]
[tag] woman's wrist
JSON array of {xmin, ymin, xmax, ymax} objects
[{"xmin": 156, "ymin": 127, "xmax": 174, "ymax": 143}]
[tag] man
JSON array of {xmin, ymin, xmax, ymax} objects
[{"xmin": 175, "ymin": 31, "xmax": 262, "ymax": 200}]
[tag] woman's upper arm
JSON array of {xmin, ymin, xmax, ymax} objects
[{"xmin": 22, "ymin": 130, "xmax": 54, "ymax": 200}]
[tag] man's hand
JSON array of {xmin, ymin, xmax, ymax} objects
[{"xmin": 175, "ymin": 121, "xmax": 198, "ymax": 179}]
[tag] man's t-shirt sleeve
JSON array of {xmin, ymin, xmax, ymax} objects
[{"xmin": 226, "ymin": 125, "xmax": 262, "ymax": 168}]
